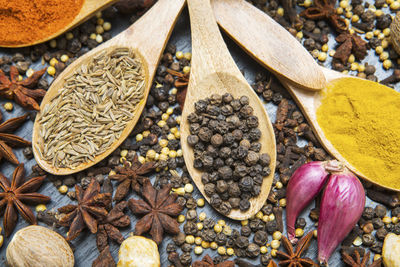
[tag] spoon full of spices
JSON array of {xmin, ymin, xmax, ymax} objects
[
  {"xmin": 212, "ymin": 0, "xmax": 400, "ymax": 192},
  {"xmin": 181, "ymin": 0, "xmax": 276, "ymax": 220},
  {"xmin": 32, "ymin": 0, "xmax": 186, "ymax": 175},
  {"xmin": 1, "ymin": 0, "xmax": 119, "ymax": 48}
]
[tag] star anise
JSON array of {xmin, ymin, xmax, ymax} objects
[
  {"xmin": 193, "ymin": 255, "xmax": 235, "ymax": 267},
  {"xmin": 342, "ymin": 250, "xmax": 382, "ymax": 267},
  {"xmin": 96, "ymin": 201, "xmax": 130, "ymax": 252},
  {"xmin": 58, "ymin": 178, "xmax": 111, "ymax": 241},
  {"xmin": 0, "ymin": 114, "xmax": 31, "ymax": 165},
  {"xmin": 300, "ymin": 0, "xmax": 347, "ymax": 32},
  {"xmin": 92, "ymin": 245, "xmax": 116, "ymax": 267},
  {"xmin": 109, "ymin": 155, "xmax": 155, "ymax": 202},
  {"xmin": 276, "ymin": 231, "xmax": 318, "ymax": 267},
  {"xmin": 0, "ymin": 163, "xmax": 50, "ymax": 237},
  {"xmin": 166, "ymin": 68, "xmax": 189, "ymax": 109},
  {"xmin": 333, "ymin": 31, "xmax": 367, "ymax": 64},
  {"xmin": 0, "ymin": 66, "xmax": 47, "ymax": 110},
  {"xmin": 128, "ymin": 179, "xmax": 183, "ymax": 244}
]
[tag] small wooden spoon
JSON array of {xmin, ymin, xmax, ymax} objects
[
  {"xmin": 211, "ymin": 0, "xmax": 400, "ymax": 191},
  {"xmin": 2, "ymin": 0, "xmax": 118, "ymax": 48},
  {"xmin": 211, "ymin": 0, "xmax": 326, "ymax": 91},
  {"xmin": 32, "ymin": 0, "xmax": 186, "ymax": 175},
  {"xmin": 181, "ymin": 0, "xmax": 276, "ymax": 220}
]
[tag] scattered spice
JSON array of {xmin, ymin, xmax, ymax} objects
[
  {"xmin": 276, "ymin": 231, "xmax": 317, "ymax": 266},
  {"xmin": 92, "ymin": 245, "xmax": 116, "ymax": 267},
  {"xmin": 342, "ymin": 250, "xmax": 382, "ymax": 267},
  {"xmin": 166, "ymin": 68, "xmax": 189, "ymax": 109},
  {"xmin": 109, "ymin": 156, "xmax": 155, "ymax": 202},
  {"xmin": 0, "ymin": 164, "xmax": 49, "ymax": 237},
  {"xmin": 58, "ymin": 179, "xmax": 111, "ymax": 241},
  {"xmin": 193, "ymin": 254, "xmax": 235, "ymax": 267},
  {"xmin": 0, "ymin": 114, "xmax": 31, "ymax": 164},
  {"xmin": 0, "ymin": 66, "xmax": 46, "ymax": 110},
  {"xmin": 317, "ymin": 78, "xmax": 400, "ymax": 190},
  {"xmin": 128, "ymin": 179, "xmax": 183, "ymax": 244},
  {"xmin": 333, "ymin": 32, "xmax": 367, "ymax": 64}
]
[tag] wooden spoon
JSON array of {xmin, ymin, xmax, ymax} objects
[
  {"xmin": 211, "ymin": 0, "xmax": 400, "ymax": 191},
  {"xmin": 181, "ymin": 0, "xmax": 276, "ymax": 220},
  {"xmin": 2, "ymin": 0, "xmax": 118, "ymax": 48},
  {"xmin": 32, "ymin": 0, "xmax": 186, "ymax": 175},
  {"xmin": 211, "ymin": 0, "xmax": 326, "ymax": 91}
]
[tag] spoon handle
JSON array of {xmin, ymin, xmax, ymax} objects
[
  {"xmin": 211, "ymin": 0, "xmax": 326, "ymax": 91},
  {"xmin": 187, "ymin": 0, "xmax": 244, "ymax": 83}
]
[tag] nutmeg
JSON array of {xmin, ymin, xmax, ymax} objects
[
  {"xmin": 383, "ymin": 233, "xmax": 400, "ymax": 267},
  {"xmin": 117, "ymin": 235, "xmax": 160, "ymax": 267},
  {"xmin": 6, "ymin": 225, "xmax": 74, "ymax": 267}
]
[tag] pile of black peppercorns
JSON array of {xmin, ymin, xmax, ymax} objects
[{"xmin": 186, "ymin": 93, "xmax": 271, "ymax": 215}]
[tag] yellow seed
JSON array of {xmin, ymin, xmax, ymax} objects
[
  {"xmin": 176, "ymin": 116, "xmax": 182, "ymax": 124},
  {"xmin": 375, "ymin": 46, "xmax": 384, "ymax": 54},
  {"xmin": 258, "ymin": 246, "xmax": 267, "ymax": 254},
  {"xmin": 375, "ymin": 9, "xmax": 384, "ymax": 16},
  {"xmin": 186, "ymin": 235, "xmax": 194, "ymax": 244},
  {"xmin": 162, "ymin": 113, "xmax": 169, "ymax": 121},
  {"xmin": 174, "ymin": 131, "xmax": 181, "ymax": 139},
  {"xmin": 184, "ymin": 183, "xmax": 193, "ymax": 193},
  {"xmin": 4, "ymin": 102, "xmax": 13, "ymax": 111},
  {"xmin": 256, "ymin": 211, "xmax": 264, "ymax": 220},
  {"xmin": 383, "ymin": 59, "xmax": 392, "ymax": 69},
  {"xmin": 96, "ymin": 25, "xmax": 104, "ymax": 34},
  {"xmin": 271, "ymin": 240, "xmax": 281, "ymax": 249},
  {"xmin": 217, "ymin": 246, "xmax": 226, "ymax": 255},
  {"xmin": 277, "ymin": 7, "xmax": 284, "ymax": 16},
  {"xmin": 349, "ymin": 28, "xmax": 355, "ymax": 35},
  {"xmin": 318, "ymin": 52, "xmax": 327, "ymax": 62},
  {"xmin": 120, "ymin": 156, "xmax": 127, "ymax": 163},
  {"xmin": 339, "ymin": 0, "xmax": 348, "ymax": 8},
  {"xmin": 176, "ymin": 51, "xmax": 184, "ymax": 59},
  {"xmin": 223, "ymin": 226, "xmax": 232, "ymax": 236},
  {"xmin": 262, "ymin": 215, "xmax": 269, "ymax": 222},
  {"xmin": 350, "ymin": 63, "xmax": 358, "ymax": 71},
  {"xmin": 60, "ymin": 54, "xmax": 69, "ymax": 63},
  {"xmin": 0, "ymin": 236, "xmax": 3, "ymax": 248},
  {"xmin": 49, "ymin": 39, "xmax": 57, "ymax": 48},
  {"xmin": 296, "ymin": 31, "xmax": 303, "ymax": 39},
  {"xmin": 378, "ymin": 33, "xmax": 385, "ymax": 40},
  {"xmin": 103, "ymin": 22, "xmax": 112, "ymax": 31},
  {"xmin": 321, "ymin": 44, "xmax": 329, "ymax": 52},
  {"xmin": 166, "ymin": 107, "xmax": 174, "ymax": 115},
  {"xmin": 170, "ymin": 127, "xmax": 178, "ymax": 134},
  {"xmin": 348, "ymin": 54, "xmax": 355, "ymax": 63},
  {"xmin": 202, "ymin": 241, "xmax": 210, "ymax": 248},
  {"xmin": 358, "ymin": 64, "xmax": 365, "ymax": 72},
  {"xmin": 351, "ymin": 14, "xmax": 359, "ymax": 22},
  {"xmin": 167, "ymin": 133, "xmax": 175, "ymax": 140},
  {"xmin": 138, "ymin": 156, "xmax": 146, "ymax": 164},
  {"xmin": 214, "ymin": 224, "xmax": 223, "ymax": 233},
  {"xmin": 177, "ymin": 214, "xmax": 185, "ymax": 223},
  {"xmin": 90, "ymin": 33, "xmax": 97, "ymax": 40},
  {"xmin": 96, "ymin": 34, "xmax": 103, "ymax": 43},
  {"xmin": 374, "ymin": 29, "xmax": 381, "ymax": 36},
  {"xmin": 218, "ymin": 220, "xmax": 226, "ymax": 226},
  {"xmin": 49, "ymin": 58, "xmax": 58, "ymax": 66},
  {"xmin": 210, "ymin": 242, "xmax": 218, "ymax": 250},
  {"xmin": 183, "ymin": 66, "xmax": 191, "ymax": 74},
  {"xmin": 154, "ymin": 153, "xmax": 160, "ymax": 161},
  {"xmin": 295, "ymin": 228, "xmax": 304, "ymax": 237},
  {"xmin": 392, "ymin": 216, "xmax": 399, "ymax": 224},
  {"xmin": 169, "ymin": 150, "xmax": 177, "ymax": 158},
  {"xmin": 158, "ymin": 120, "xmax": 166, "ymax": 128},
  {"xmin": 279, "ymin": 198, "xmax": 287, "ymax": 207},
  {"xmin": 345, "ymin": 11, "xmax": 353, "ymax": 18},
  {"xmin": 382, "ymin": 39, "xmax": 389, "ymax": 49},
  {"xmin": 97, "ymin": 18, "xmax": 104, "ymax": 25},
  {"xmin": 313, "ymin": 229, "xmax": 318, "ymax": 238},
  {"xmin": 199, "ymin": 212, "xmax": 207, "ymax": 221},
  {"xmin": 194, "ymin": 246, "xmax": 203, "ymax": 255},
  {"xmin": 391, "ymin": 1, "xmax": 400, "ymax": 9},
  {"xmin": 365, "ymin": 32, "xmax": 374, "ymax": 39},
  {"xmin": 271, "ymin": 249, "xmax": 277, "ymax": 257},
  {"xmin": 58, "ymin": 185, "xmax": 68, "ymax": 194},
  {"xmin": 65, "ymin": 32, "xmax": 74, "ymax": 40},
  {"xmin": 311, "ymin": 49, "xmax": 319, "ymax": 58},
  {"xmin": 383, "ymin": 28, "xmax": 391, "ymax": 36},
  {"xmin": 380, "ymin": 51, "xmax": 389, "ymax": 61},
  {"xmin": 170, "ymin": 88, "xmax": 178, "ymax": 94},
  {"xmin": 353, "ymin": 236, "xmax": 363, "ymax": 246},
  {"xmin": 159, "ymin": 139, "xmax": 168, "ymax": 147},
  {"xmin": 227, "ymin": 247, "xmax": 235, "ymax": 256},
  {"xmin": 329, "ymin": 50, "xmax": 336, "ymax": 57},
  {"xmin": 120, "ymin": 150, "xmax": 128, "ymax": 158},
  {"xmin": 342, "ymin": 70, "xmax": 349, "ymax": 75},
  {"xmin": 142, "ymin": 130, "xmax": 150, "ymax": 138},
  {"xmin": 336, "ymin": 7, "xmax": 344, "ymax": 14},
  {"xmin": 173, "ymin": 187, "xmax": 185, "ymax": 196},
  {"xmin": 109, "ymin": 170, "xmax": 116, "ymax": 176},
  {"xmin": 241, "ymin": 220, "xmax": 248, "ymax": 226},
  {"xmin": 302, "ymin": 0, "xmax": 312, "ymax": 7},
  {"xmin": 95, "ymin": 11, "xmax": 102, "ymax": 18},
  {"xmin": 197, "ymin": 222, "xmax": 204, "ymax": 230},
  {"xmin": 269, "ymin": 214, "xmax": 275, "ymax": 221},
  {"xmin": 195, "ymin": 237, "xmax": 203, "ymax": 245},
  {"xmin": 273, "ymin": 231, "xmax": 282, "ymax": 240},
  {"xmin": 184, "ymin": 52, "xmax": 192, "ymax": 60},
  {"xmin": 374, "ymin": 254, "xmax": 382, "ymax": 261},
  {"xmin": 35, "ymin": 204, "xmax": 47, "ymax": 212},
  {"xmin": 197, "ymin": 198, "xmax": 205, "ymax": 207},
  {"xmin": 177, "ymin": 149, "xmax": 183, "ymax": 157},
  {"xmin": 146, "ymin": 149, "xmax": 156, "ymax": 159}
]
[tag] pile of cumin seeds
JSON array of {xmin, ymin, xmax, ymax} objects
[{"xmin": 37, "ymin": 47, "xmax": 146, "ymax": 169}]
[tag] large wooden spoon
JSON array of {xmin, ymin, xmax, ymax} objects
[
  {"xmin": 181, "ymin": 0, "xmax": 276, "ymax": 220},
  {"xmin": 2, "ymin": 0, "xmax": 118, "ymax": 48},
  {"xmin": 32, "ymin": 0, "xmax": 186, "ymax": 175},
  {"xmin": 211, "ymin": 0, "xmax": 400, "ymax": 191}
]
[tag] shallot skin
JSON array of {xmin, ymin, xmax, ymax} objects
[
  {"xmin": 286, "ymin": 161, "xmax": 330, "ymax": 243},
  {"xmin": 317, "ymin": 171, "xmax": 365, "ymax": 265}
]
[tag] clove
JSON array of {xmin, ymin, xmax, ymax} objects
[
  {"xmin": 366, "ymin": 188, "xmax": 400, "ymax": 208},
  {"xmin": 340, "ymin": 246, "xmax": 365, "ymax": 258},
  {"xmin": 273, "ymin": 206, "xmax": 284, "ymax": 232},
  {"xmin": 380, "ymin": 69, "xmax": 400, "ymax": 84},
  {"xmin": 280, "ymin": 0, "xmax": 303, "ymax": 30},
  {"xmin": 234, "ymin": 258, "xmax": 262, "ymax": 267},
  {"xmin": 168, "ymin": 252, "xmax": 184, "ymax": 267}
]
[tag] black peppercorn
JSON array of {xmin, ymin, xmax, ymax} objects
[
  {"xmin": 235, "ymin": 236, "xmax": 249, "ymax": 248},
  {"xmin": 241, "ymin": 225, "xmax": 252, "ymax": 237},
  {"xmin": 253, "ymin": 230, "xmax": 268, "ymax": 246},
  {"xmin": 376, "ymin": 227, "xmax": 388, "ymax": 240}
]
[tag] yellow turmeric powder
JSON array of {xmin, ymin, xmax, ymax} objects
[{"xmin": 317, "ymin": 77, "xmax": 400, "ymax": 190}]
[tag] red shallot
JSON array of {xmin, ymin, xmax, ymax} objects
[{"xmin": 317, "ymin": 170, "xmax": 365, "ymax": 265}]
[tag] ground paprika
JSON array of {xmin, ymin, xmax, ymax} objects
[{"xmin": 0, "ymin": 0, "xmax": 84, "ymax": 46}]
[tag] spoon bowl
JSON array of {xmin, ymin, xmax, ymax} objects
[
  {"xmin": 181, "ymin": 0, "xmax": 276, "ymax": 220},
  {"xmin": 32, "ymin": 0, "xmax": 186, "ymax": 175},
  {"xmin": 2, "ymin": 0, "xmax": 118, "ymax": 48},
  {"xmin": 211, "ymin": 0, "xmax": 400, "ymax": 192}
]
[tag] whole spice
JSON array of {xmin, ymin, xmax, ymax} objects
[
  {"xmin": 58, "ymin": 179, "xmax": 111, "ymax": 241},
  {"xmin": 276, "ymin": 231, "xmax": 317, "ymax": 266},
  {"xmin": 0, "ymin": 164, "xmax": 50, "ymax": 237},
  {"xmin": 109, "ymin": 156, "xmax": 155, "ymax": 202},
  {"xmin": 6, "ymin": 225, "xmax": 74, "ymax": 267},
  {"xmin": 318, "ymin": 170, "xmax": 365, "ymax": 264},
  {"xmin": 192, "ymin": 254, "xmax": 235, "ymax": 267},
  {"xmin": 333, "ymin": 32, "xmax": 367, "ymax": 64},
  {"xmin": 342, "ymin": 250, "xmax": 382, "ymax": 267},
  {"xmin": 128, "ymin": 179, "xmax": 183, "ymax": 244},
  {"xmin": 0, "ymin": 66, "xmax": 46, "ymax": 110},
  {"xmin": 382, "ymin": 233, "xmax": 400, "ymax": 267},
  {"xmin": 117, "ymin": 235, "xmax": 160, "ymax": 267},
  {"xmin": 37, "ymin": 47, "xmax": 146, "ymax": 169},
  {"xmin": 317, "ymin": 78, "xmax": 400, "ymax": 190},
  {"xmin": 0, "ymin": 0, "xmax": 84, "ymax": 46},
  {"xmin": 0, "ymin": 114, "xmax": 31, "ymax": 164}
]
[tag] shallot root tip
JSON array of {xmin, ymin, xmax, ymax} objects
[{"xmin": 323, "ymin": 160, "xmax": 344, "ymax": 173}]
